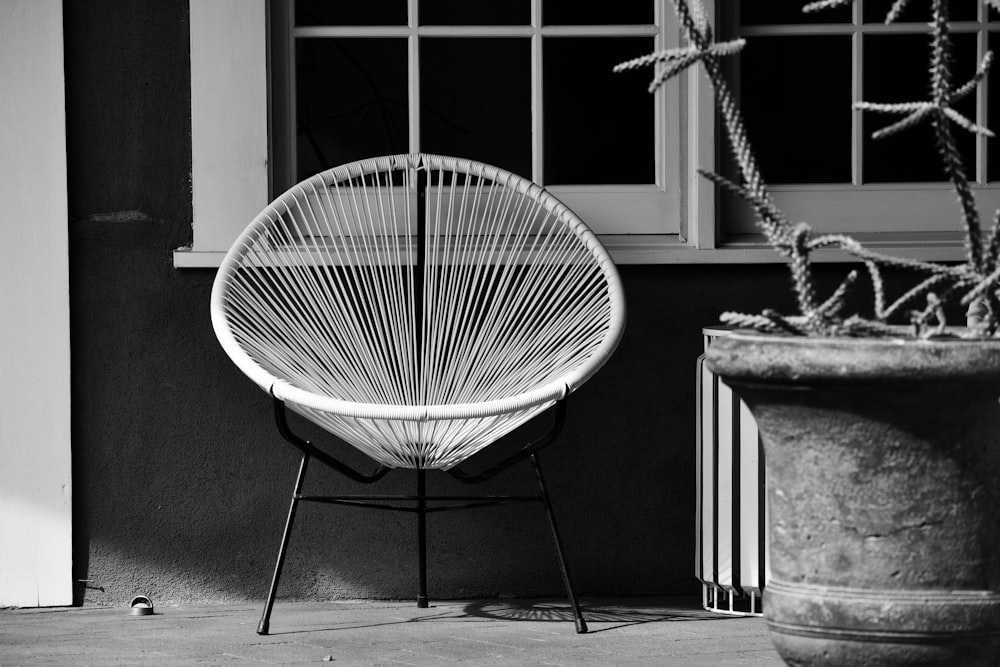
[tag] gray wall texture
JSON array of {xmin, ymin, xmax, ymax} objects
[{"xmin": 61, "ymin": 0, "xmax": 924, "ymax": 605}]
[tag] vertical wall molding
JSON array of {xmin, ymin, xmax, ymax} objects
[{"xmin": 0, "ymin": 0, "xmax": 73, "ymax": 607}]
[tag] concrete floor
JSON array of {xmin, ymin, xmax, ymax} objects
[{"xmin": 0, "ymin": 597, "xmax": 783, "ymax": 665}]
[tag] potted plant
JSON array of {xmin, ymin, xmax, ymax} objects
[{"xmin": 618, "ymin": 1, "xmax": 1000, "ymax": 664}]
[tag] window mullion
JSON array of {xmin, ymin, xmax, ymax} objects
[
  {"xmin": 853, "ymin": 1, "xmax": 862, "ymax": 186},
  {"xmin": 409, "ymin": 0, "xmax": 420, "ymax": 155},
  {"xmin": 654, "ymin": 0, "xmax": 665, "ymax": 191},
  {"xmin": 691, "ymin": 0, "xmax": 720, "ymax": 249},
  {"xmin": 531, "ymin": 0, "xmax": 543, "ymax": 184},
  {"xmin": 977, "ymin": 12, "xmax": 987, "ymax": 184}
]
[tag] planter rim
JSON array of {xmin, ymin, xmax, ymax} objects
[{"xmin": 705, "ymin": 327, "xmax": 1000, "ymax": 385}]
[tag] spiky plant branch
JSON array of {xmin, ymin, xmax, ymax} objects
[
  {"xmin": 930, "ymin": 0, "xmax": 983, "ymax": 272},
  {"xmin": 617, "ymin": 0, "xmax": 1000, "ymax": 337}
]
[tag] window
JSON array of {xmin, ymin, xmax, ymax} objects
[
  {"xmin": 716, "ymin": 1, "xmax": 1000, "ymax": 255},
  {"xmin": 181, "ymin": 1, "xmax": 993, "ymax": 266},
  {"xmin": 178, "ymin": 1, "xmax": 707, "ymax": 268},
  {"xmin": 269, "ymin": 0, "xmax": 679, "ymax": 238}
]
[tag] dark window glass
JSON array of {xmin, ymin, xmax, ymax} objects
[
  {"xmin": 863, "ymin": 0, "xmax": 976, "ymax": 23},
  {"xmin": 739, "ymin": 36, "xmax": 852, "ymax": 184},
  {"xmin": 543, "ymin": 37, "xmax": 654, "ymax": 185},
  {"xmin": 420, "ymin": 1, "xmax": 528, "ymax": 25},
  {"xmin": 295, "ymin": 39, "xmax": 408, "ymax": 178},
  {"xmin": 421, "ymin": 39, "xmax": 531, "ymax": 176},
  {"xmin": 741, "ymin": 2, "xmax": 850, "ymax": 26},
  {"xmin": 296, "ymin": 0, "xmax": 407, "ymax": 26},
  {"xmin": 863, "ymin": 33, "xmax": 977, "ymax": 183},
  {"xmin": 543, "ymin": 0, "xmax": 652, "ymax": 26}
]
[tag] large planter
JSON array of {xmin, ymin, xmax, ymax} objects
[{"xmin": 706, "ymin": 330, "xmax": 1000, "ymax": 666}]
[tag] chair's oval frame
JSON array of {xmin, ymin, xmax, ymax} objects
[{"xmin": 211, "ymin": 153, "xmax": 627, "ymax": 423}]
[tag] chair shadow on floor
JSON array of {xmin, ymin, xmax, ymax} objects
[{"xmin": 261, "ymin": 599, "xmax": 741, "ymax": 636}]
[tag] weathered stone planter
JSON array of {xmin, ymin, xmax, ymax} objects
[{"xmin": 706, "ymin": 330, "xmax": 1000, "ymax": 666}]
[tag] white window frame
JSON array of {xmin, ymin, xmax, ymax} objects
[{"xmin": 177, "ymin": 0, "xmax": 987, "ymax": 267}]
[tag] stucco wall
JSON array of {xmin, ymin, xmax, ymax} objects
[{"xmin": 62, "ymin": 0, "xmax": 920, "ymax": 606}]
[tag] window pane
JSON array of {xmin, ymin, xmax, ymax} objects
[
  {"xmin": 543, "ymin": 0, "xmax": 652, "ymax": 26},
  {"xmin": 863, "ymin": 1, "xmax": 976, "ymax": 23},
  {"xmin": 543, "ymin": 37, "xmax": 655, "ymax": 185},
  {"xmin": 421, "ymin": 39, "xmax": 531, "ymax": 176},
  {"xmin": 741, "ymin": 2, "xmax": 850, "ymax": 26},
  {"xmin": 296, "ymin": 0, "xmax": 407, "ymax": 26},
  {"xmin": 295, "ymin": 39, "xmax": 408, "ymax": 178},
  {"xmin": 739, "ymin": 36, "xmax": 852, "ymax": 184},
  {"xmin": 863, "ymin": 33, "xmax": 976, "ymax": 183},
  {"xmin": 420, "ymin": 1, "xmax": 528, "ymax": 25}
]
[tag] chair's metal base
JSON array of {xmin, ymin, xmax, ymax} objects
[{"xmin": 257, "ymin": 398, "xmax": 587, "ymax": 635}]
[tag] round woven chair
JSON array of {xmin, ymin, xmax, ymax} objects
[{"xmin": 211, "ymin": 153, "xmax": 625, "ymax": 634}]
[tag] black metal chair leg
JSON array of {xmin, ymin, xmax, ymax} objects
[
  {"xmin": 258, "ymin": 454, "xmax": 310, "ymax": 635},
  {"xmin": 416, "ymin": 468, "xmax": 429, "ymax": 608},
  {"xmin": 531, "ymin": 453, "xmax": 588, "ymax": 634}
]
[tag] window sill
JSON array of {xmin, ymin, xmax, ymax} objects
[{"xmin": 174, "ymin": 234, "xmax": 972, "ymax": 268}]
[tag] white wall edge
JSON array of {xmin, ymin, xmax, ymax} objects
[{"xmin": 0, "ymin": 0, "xmax": 73, "ymax": 608}]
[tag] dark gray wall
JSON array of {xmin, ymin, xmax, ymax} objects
[{"xmin": 61, "ymin": 0, "xmax": 901, "ymax": 605}]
